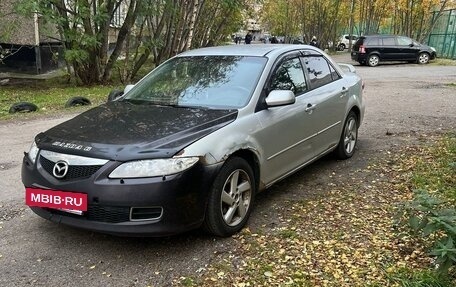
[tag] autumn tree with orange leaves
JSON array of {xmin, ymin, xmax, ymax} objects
[{"xmin": 261, "ymin": 0, "xmax": 454, "ymax": 48}]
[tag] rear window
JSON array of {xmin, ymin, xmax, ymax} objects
[{"xmin": 353, "ymin": 37, "xmax": 365, "ymax": 48}]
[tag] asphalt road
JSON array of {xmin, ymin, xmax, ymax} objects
[{"xmin": 0, "ymin": 55, "xmax": 455, "ymax": 286}]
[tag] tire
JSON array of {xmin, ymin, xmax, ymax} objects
[
  {"xmin": 335, "ymin": 111, "xmax": 358, "ymax": 159},
  {"xmin": 203, "ymin": 157, "xmax": 255, "ymax": 237},
  {"xmin": 417, "ymin": 52, "xmax": 430, "ymax": 64},
  {"xmin": 367, "ymin": 54, "xmax": 380, "ymax": 67},
  {"xmin": 8, "ymin": 102, "xmax": 38, "ymax": 114},
  {"xmin": 65, "ymin": 96, "xmax": 91, "ymax": 108},
  {"xmin": 338, "ymin": 44, "xmax": 345, "ymax": 51}
]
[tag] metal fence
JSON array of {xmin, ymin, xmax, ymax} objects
[{"xmin": 428, "ymin": 9, "xmax": 456, "ymax": 59}]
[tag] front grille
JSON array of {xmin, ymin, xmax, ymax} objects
[
  {"xmin": 40, "ymin": 156, "xmax": 103, "ymax": 180},
  {"xmin": 47, "ymin": 205, "xmax": 131, "ymax": 223},
  {"xmin": 87, "ymin": 205, "xmax": 130, "ymax": 223}
]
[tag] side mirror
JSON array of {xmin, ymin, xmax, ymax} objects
[
  {"xmin": 107, "ymin": 90, "xmax": 123, "ymax": 102},
  {"xmin": 124, "ymin": 84, "xmax": 135, "ymax": 94},
  {"xmin": 265, "ymin": 90, "xmax": 296, "ymax": 107},
  {"xmin": 409, "ymin": 43, "xmax": 414, "ymax": 47}
]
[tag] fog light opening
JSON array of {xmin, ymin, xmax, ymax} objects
[{"xmin": 130, "ymin": 207, "xmax": 163, "ymax": 221}]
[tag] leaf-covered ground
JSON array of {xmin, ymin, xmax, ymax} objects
[{"xmin": 174, "ymin": 134, "xmax": 455, "ymax": 287}]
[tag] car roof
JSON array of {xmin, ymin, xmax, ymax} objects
[
  {"xmin": 361, "ymin": 34, "xmax": 405, "ymax": 38},
  {"xmin": 178, "ymin": 44, "xmax": 320, "ymax": 58}
]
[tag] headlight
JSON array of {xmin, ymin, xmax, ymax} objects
[
  {"xmin": 109, "ymin": 157, "xmax": 199, "ymax": 178},
  {"xmin": 27, "ymin": 141, "xmax": 39, "ymax": 164},
  {"xmin": 430, "ymin": 47, "xmax": 436, "ymax": 52}
]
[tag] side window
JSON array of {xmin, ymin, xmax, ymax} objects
[
  {"xmin": 382, "ymin": 37, "xmax": 395, "ymax": 46},
  {"xmin": 304, "ymin": 56, "xmax": 334, "ymax": 89},
  {"xmin": 270, "ymin": 57, "xmax": 307, "ymax": 95},
  {"xmin": 397, "ymin": 36, "xmax": 412, "ymax": 46}
]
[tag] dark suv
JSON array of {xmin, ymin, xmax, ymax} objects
[{"xmin": 351, "ymin": 35, "xmax": 437, "ymax": 67}]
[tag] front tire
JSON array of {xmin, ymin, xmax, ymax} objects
[
  {"xmin": 417, "ymin": 52, "xmax": 430, "ymax": 64},
  {"xmin": 338, "ymin": 44, "xmax": 345, "ymax": 51},
  {"xmin": 335, "ymin": 111, "xmax": 359, "ymax": 159},
  {"xmin": 203, "ymin": 157, "xmax": 255, "ymax": 237}
]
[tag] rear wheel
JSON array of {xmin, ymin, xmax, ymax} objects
[
  {"xmin": 335, "ymin": 111, "xmax": 358, "ymax": 159},
  {"xmin": 203, "ymin": 157, "xmax": 255, "ymax": 237},
  {"xmin": 368, "ymin": 54, "xmax": 380, "ymax": 67},
  {"xmin": 417, "ymin": 52, "xmax": 430, "ymax": 64}
]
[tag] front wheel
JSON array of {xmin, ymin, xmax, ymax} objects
[
  {"xmin": 335, "ymin": 111, "xmax": 359, "ymax": 159},
  {"xmin": 417, "ymin": 52, "xmax": 430, "ymax": 64},
  {"xmin": 338, "ymin": 44, "xmax": 345, "ymax": 51},
  {"xmin": 203, "ymin": 157, "xmax": 255, "ymax": 237}
]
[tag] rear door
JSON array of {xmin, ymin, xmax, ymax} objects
[
  {"xmin": 381, "ymin": 36, "xmax": 397, "ymax": 60},
  {"xmin": 301, "ymin": 53, "xmax": 347, "ymax": 156}
]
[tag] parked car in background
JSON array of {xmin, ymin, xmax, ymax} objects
[
  {"xmin": 351, "ymin": 35, "xmax": 437, "ymax": 67},
  {"xmin": 22, "ymin": 44, "xmax": 364, "ymax": 237},
  {"xmin": 337, "ymin": 34, "xmax": 358, "ymax": 51}
]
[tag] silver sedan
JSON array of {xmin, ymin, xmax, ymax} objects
[{"xmin": 23, "ymin": 44, "xmax": 364, "ymax": 237}]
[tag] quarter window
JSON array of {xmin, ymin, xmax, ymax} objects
[
  {"xmin": 366, "ymin": 37, "xmax": 379, "ymax": 45},
  {"xmin": 329, "ymin": 64, "xmax": 341, "ymax": 81},
  {"xmin": 270, "ymin": 58, "xmax": 307, "ymax": 95}
]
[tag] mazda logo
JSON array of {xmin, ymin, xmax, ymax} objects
[{"xmin": 53, "ymin": 161, "xmax": 69, "ymax": 179}]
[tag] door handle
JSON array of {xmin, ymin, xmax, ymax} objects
[
  {"xmin": 305, "ymin": 103, "xmax": 317, "ymax": 112},
  {"xmin": 340, "ymin": 87, "xmax": 348, "ymax": 97}
]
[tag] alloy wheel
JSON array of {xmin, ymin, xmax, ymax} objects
[
  {"xmin": 418, "ymin": 53, "xmax": 429, "ymax": 64},
  {"xmin": 220, "ymin": 169, "xmax": 252, "ymax": 227},
  {"xmin": 343, "ymin": 117, "xmax": 357, "ymax": 154},
  {"xmin": 368, "ymin": 55, "xmax": 379, "ymax": 67}
]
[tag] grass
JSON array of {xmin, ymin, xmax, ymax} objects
[
  {"xmin": 409, "ymin": 135, "xmax": 456, "ymax": 200},
  {"xmin": 430, "ymin": 58, "xmax": 456, "ymax": 66},
  {"xmin": 382, "ymin": 266, "xmax": 452, "ymax": 287},
  {"xmin": 0, "ymin": 76, "xmax": 120, "ymax": 120}
]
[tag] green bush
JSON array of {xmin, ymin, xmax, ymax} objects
[{"xmin": 405, "ymin": 189, "xmax": 456, "ymax": 274}]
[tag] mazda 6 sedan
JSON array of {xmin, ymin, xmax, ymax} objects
[{"xmin": 22, "ymin": 44, "xmax": 364, "ymax": 237}]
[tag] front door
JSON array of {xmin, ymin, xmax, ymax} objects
[{"xmin": 254, "ymin": 54, "xmax": 317, "ymax": 185}]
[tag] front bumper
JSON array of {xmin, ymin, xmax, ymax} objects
[{"xmin": 22, "ymin": 154, "xmax": 222, "ymax": 236}]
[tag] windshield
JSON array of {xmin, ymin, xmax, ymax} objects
[{"xmin": 123, "ymin": 56, "xmax": 267, "ymax": 109}]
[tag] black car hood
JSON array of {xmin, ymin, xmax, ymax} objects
[{"xmin": 36, "ymin": 102, "xmax": 238, "ymax": 161}]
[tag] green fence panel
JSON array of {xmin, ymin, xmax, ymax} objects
[{"xmin": 428, "ymin": 9, "xmax": 456, "ymax": 59}]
